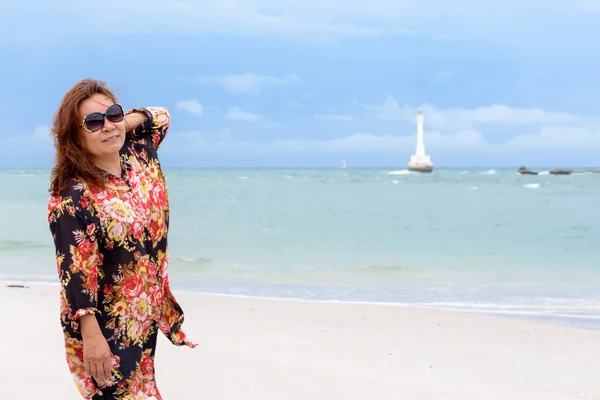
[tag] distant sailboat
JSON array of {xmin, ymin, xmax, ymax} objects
[{"xmin": 340, "ymin": 159, "xmax": 347, "ymax": 169}]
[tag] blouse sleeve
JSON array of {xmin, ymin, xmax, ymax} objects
[
  {"xmin": 48, "ymin": 195, "xmax": 103, "ymax": 327},
  {"xmin": 126, "ymin": 107, "xmax": 170, "ymax": 151}
]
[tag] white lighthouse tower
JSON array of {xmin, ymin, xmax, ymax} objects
[{"xmin": 407, "ymin": 109, "xmax": 434, "ymax": 173}]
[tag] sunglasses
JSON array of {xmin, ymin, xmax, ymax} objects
[{"xmin": 81, "ymin": 103, "xmax": 125, "ymax": 132}]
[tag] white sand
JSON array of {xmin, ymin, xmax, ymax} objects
[{"xmin": 1, "ymin": 283, "xmax": 599, "ymax": 399}]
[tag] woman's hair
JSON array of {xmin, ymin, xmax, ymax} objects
[{"xmin": 49, "ymin": 78, "xmax": 118, "ymax": 196}]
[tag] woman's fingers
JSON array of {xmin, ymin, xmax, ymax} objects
[
  {"xmin": 85, "ymin": 360, "xmax": 93, "ymax": 379},
  {"xmin": 95, "ymin": 357, "xmax": 108, "ymax": 382},
  {"xmin": 91, "ymin": 362, "xmax": 101, "ymax": 382},
  {"xmin": 101, "ymin": 357, "xmax": 112, "ymax": 383},
  {"xmin": 85, "ymin": 357, "xmax": 110, "ymax": 382}
]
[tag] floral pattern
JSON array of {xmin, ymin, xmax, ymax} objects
[{"xmin": 48, "ymin": 107, "xmax": 196, "ymax": 399}]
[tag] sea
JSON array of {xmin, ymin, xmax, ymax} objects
[{"xmin": 1, "ymin": 167, "xmax": 599, "ymax": 330}]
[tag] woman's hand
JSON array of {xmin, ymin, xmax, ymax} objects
[
  {"xmin": 80, "ymin": 314, "xmax": 112, "ymax": 384},
  {"xmin": 124, "ymin": 109, "xmax": 148, "ymax": 132},
  {"xmin": 83, "ymin": 333, "xmax": 112, "ymax": 383}
]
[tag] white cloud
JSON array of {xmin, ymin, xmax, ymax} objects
[
  {"xmin": 195, "ymin": 73, "xmax": 300, "ymax": 94},
  {"xmin": 168, "ymin": 124, "xmax": 600, "ymax": 157},
  {"xmin": 226, "ymin": 107, "xmax": 264, "ymax": 122},
  {"xmin": 2, "ymin": 125, "xmax": 54, "ymax": 167},
  {"xmin": 4, "ymin": 125, "xmax": 51, "ymax": 149},
  {"xmin": 40, "ymin": 2, "xmax": 400, "ymax": 38},
  {"xmin": 2, "ymin": 1, "xmax": 593, "ymax": 45},
  {"xmin": 362, "ymin": 95, "xmax": 599, "ymax": 130},
  {"xmin": 166, "ymin": 128, "xmax": 490, "ymax": 155},
  {"xmin": 502, "ymin": 126, "xmax": 600, "ymax": 150},
  {"xmin": 165, "ymin": 99, "xmax": 600, "ymax": 156},
  {"xmin": 175, "ymin": 99, "xmax": 204, "ymax": 116},
  {"xmin": 266, "ymin": 129, "xmax": 489, "ymax": 153},
  {"xmin": 582, "ymin": 0, "xmax": 600, "ymax": 13},
  {"xmin": 357, "ymin": 97, "xmax": 600, "ymax": 153}
]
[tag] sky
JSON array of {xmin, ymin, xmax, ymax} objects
[{"xmin": 1, "ymin": 1, "xmax": 600, "ymax": 168}]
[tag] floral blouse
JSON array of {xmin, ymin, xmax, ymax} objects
[{"xmin": 48, "ymin": 106, "xmax": 196, "ymax": 399}]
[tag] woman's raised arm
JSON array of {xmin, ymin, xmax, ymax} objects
[{"xmin": 124, "ymin": 107, "xmax": 170, "ymax": 151}]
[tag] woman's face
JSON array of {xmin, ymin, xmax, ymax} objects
[{"xmin": 78, "ymin": 93, "xmax": 126, "ymax": 160}]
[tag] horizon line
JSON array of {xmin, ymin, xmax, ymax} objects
[{"xmin": 1, "ymin": 165, "xmax": 599, "ymax": 171}]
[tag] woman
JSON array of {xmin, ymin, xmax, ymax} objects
[{"xmin": 47, "ymin": 78, "xmax": 196, "ymax": 399}]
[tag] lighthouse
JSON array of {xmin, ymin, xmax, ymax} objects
[{"xmin": 407, "ymin": 109, "xmax": 434, "ymax": 173}]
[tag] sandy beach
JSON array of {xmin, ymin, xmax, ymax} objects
[{"xmin": 1, "ymin": 283, "xmax": 598, "ymax": 399}]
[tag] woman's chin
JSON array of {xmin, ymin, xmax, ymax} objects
[
  {"xmin": 105, "ymin": 137, "xmax": 125, "ymax": 150},
  {"xmin": 97, "ymin": 145, "xmax": 124, "ymax": 159}
]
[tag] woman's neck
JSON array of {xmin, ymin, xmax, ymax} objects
[{"xmin": 93, "ymin": 153, "xmax": 122, "ymax": 177}]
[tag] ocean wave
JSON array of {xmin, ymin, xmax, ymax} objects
[
  {"xmin": 172, "ymin": 255, "xmax": 226, "ymax": 272},
  {"xmin": 171, "ymin": 257, "xmax": 422, "ymax": 278},
  {"xmin": 388, "ymin": 169, "xmax": 412, "ymax": 175},
  {"xmin": 0, "ymin": 240, "xmax": 49, "ymax": 251},
  {"xmin": 175, "ymin": 255, "xmax": 214, "ymax": 265},
  {"xmin": 348, "ymin": 264, "xmax": 419, "ymax": 276},
  {"xmin": 409, "ymin": 300, "xmax": 600, "ymax": 327},
  {"xmin": 170, "ymin": 283, "xmax": 600, "ymax": 329}
]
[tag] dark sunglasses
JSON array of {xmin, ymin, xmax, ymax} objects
[{"xmin": 81, "ymin": 103, "xmax": 125, "ymax": 133}]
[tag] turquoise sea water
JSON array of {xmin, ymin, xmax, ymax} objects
[{"xmin": 1, "ymin": 168, "xmax": 599, "ymax": 328}]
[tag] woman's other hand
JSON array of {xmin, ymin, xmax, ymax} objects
[{"xmin": 80, "ymin": 314, "xmax": 112, "ymax": 384}]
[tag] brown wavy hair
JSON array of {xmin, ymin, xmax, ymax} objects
[{"xmin": 49, "ymin": 78, "xmax": 118, "ymax": 196}]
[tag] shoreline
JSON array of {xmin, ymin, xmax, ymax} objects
[
  {"xmin": 2, "ymin": 282, "xmax": 600, "ymax": 399},
  {"xmin": 3, "ymin": 278, "xmax": 600, "ymax": 332}
]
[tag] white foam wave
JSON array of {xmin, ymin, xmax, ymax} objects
[
  {"xmin": 524, "ymin": 183, "xmax": 540, "ymax": 189},
  {"xmin": 481, "ymin": 169, "xmax": 497, "ymax": 174},
  {"xmin": 412, "ymin": 301, "xmax": 600, "ymax": 320},
  {"xmin": 388, "ymin": 169, "xmax": 411, "ymax": 175}
]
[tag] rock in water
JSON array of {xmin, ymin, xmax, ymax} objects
[
  {"xmin": 549, "ymin": 169, "xmax": 574, "ymax": 175},
  {"xmin": 517, "ymin": 166, "xmax": 538, "ymax": 175}
]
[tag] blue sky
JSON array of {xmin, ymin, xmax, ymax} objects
[{"xmin": 1, "ymin": 1, "xmax": 600, "ymax": 168}]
